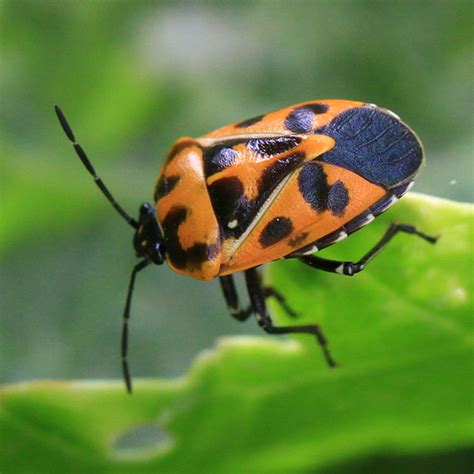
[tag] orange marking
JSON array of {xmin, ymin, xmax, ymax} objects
[{"xmin": 156, "ymin": 140, "xmax": 221, "ymax": 280}]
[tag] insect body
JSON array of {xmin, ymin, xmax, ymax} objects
[{"xmin": 55, "ymin": 100, "xmax": 437, "ymax": 393}]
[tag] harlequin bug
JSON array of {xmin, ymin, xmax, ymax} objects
[{"xmin": 55, "ymin": 100, "xmax": 437, "ymax": 393}]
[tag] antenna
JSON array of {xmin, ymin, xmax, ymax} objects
[{"xmin": 54, "ymin": 105, "xmax": 138, "ymax": 229}]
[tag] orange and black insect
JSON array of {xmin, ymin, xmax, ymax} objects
[{"xmin": 55, "ymin": 100, "xmax": 437, "ymax": 393}]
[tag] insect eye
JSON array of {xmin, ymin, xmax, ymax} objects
[{"xmin": 139, "ymin": 202, "xmax": 152, "ymax": 215}]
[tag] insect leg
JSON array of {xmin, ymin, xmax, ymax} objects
[
  {"xmin": 219, "ymin": 275, "xmax": 253, "ymax": 322},
  {"xmin": 262, "ymin": 286, "xmax": 299, "ymax": 318},
  {"xmin": 220, "ymin": 275, "xmax": 299, "ymax": 321},
  {"xmin": 121, "ymin": 259, "xmax": 150, "ymax": 394},
  {"xmin": 299, "ymin": 223, "xmax": 437, "ymax": 276},
  {"xmin": 244, "ymin": 268, "xmax": 337, "ymax": 367}
]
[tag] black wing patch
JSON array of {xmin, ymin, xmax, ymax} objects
[
  {"xmin": 247, "ymin": 136, "xmax": 301, "ymax": 157},
  {"xmin": 203, "ymin": 146, "xmax": 239, "ymax": 176},
  {"xmin": 203, "ymin": 136, "xmax": 301, "ymax": 178},
  {"xmin": 315, "ymin": 106, "xmax": 423, "ymax": 188}
]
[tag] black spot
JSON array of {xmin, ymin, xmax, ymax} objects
[
  {"xmin": 259, "ymin": 217, "xmax": 293, "ymax": 247},
  {"xmin": 235, "ymin": 114, "xmax": 265, "ymax": 128},
  {"xmin": 285, "ymin": 108, "xmax": 314, "ymax": 133},
  {"xmin": 161, "ymin": 206, "xmax": 187, "ymax": 267},
  {"xmin": 305, "ymin": 102, "xmax": 329, "ymax": 115},
  {"xmin": 203, "ymin": 146, "xmax": 238, "ymax": 176},
  {"xmin": 297, "ymin": 162, "xmax": 329, "ymax": 212},
  {"xmin": 327, "ymin": 180, "xmax": 349, "ymax": 216},
  {"xmin": 284, "ymin": 103, "xmax": 328, "ymax": 133},
  {"xmin": 161, "ymin": 206, "xmax": 220, "ymax": 271},
  {"xmin": 165, "ymin": 139, "xmax": 201, "ymax": 164},
  {"xmin": 184, "ymin": 242, "xmax": 220, "ymax": 270},
  {"xmin": 208, "ymin": 177, "xmax": 251, "ymax": 237},
  {"xmin": 247, "ymin": 136, "xmax": 301, "ymax": 157},
  {"xmin": 316, "ymin": 106, "xmax": 423, "ymax": 188},
  {"xmin": 289, "ymin": 232, "xmax": 309, "ymax": 248},
  {"xmin": 154, "ymin": 174, "xmax": 180, "ymax": 202}
]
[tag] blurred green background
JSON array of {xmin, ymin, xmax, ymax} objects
[{"xmin": 1, "ymin": 0, "xmax": 472, "ymax": 388}]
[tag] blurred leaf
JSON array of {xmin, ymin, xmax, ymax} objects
[
  {"xmin": 0, "ymin": 194, "xmax": 472, "ymax": 473},
  {"xmin": 269, "ymin": 193, "xmax": 473, "ymax": 363}
]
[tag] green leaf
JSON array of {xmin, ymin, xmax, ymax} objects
[{"xmin": 1, "ymin": 194, "xmax": 472, "ymax": 473}]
